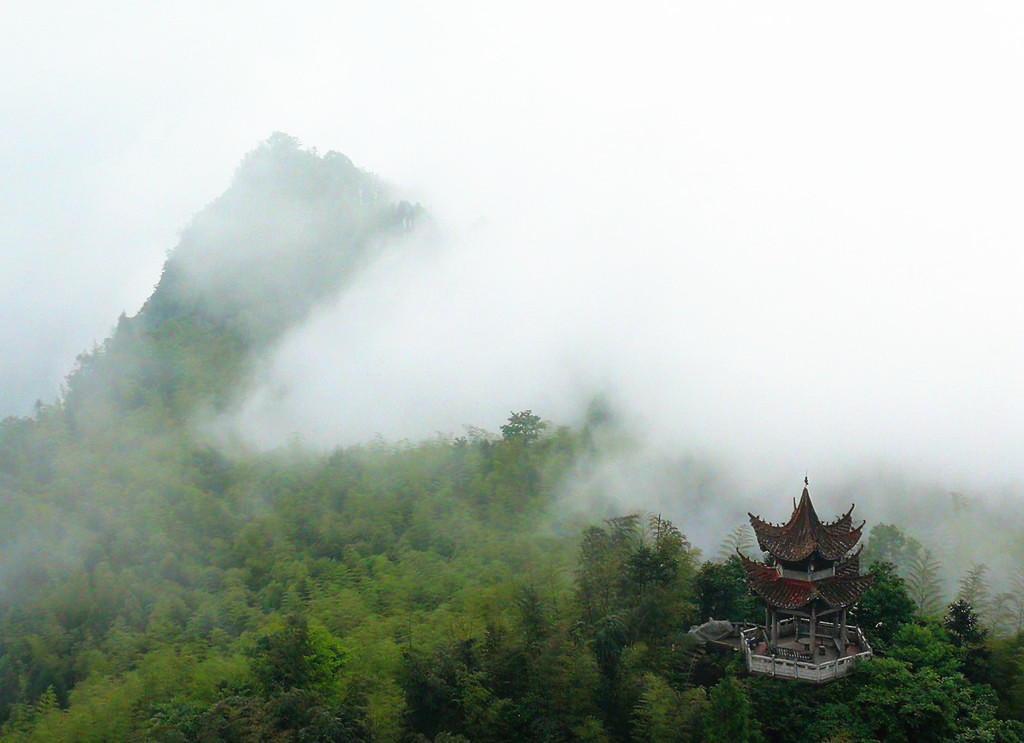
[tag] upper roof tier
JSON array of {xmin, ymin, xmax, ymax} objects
[{"xmin": 748, "ymin": 486, "xmax": 865, "ymax": 562}]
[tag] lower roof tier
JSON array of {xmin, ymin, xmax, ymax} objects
[{"xmin": 739, "ymin": 554, "xmax": 877, "ymax": 610}]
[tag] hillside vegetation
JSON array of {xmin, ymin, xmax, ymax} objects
[{"xmin": 0, "ymin": 136, "xmax": 1022, "ymax": 742}]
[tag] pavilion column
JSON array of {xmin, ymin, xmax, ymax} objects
[
  {"xmin": 809, "ymin": 606, "xmax": 817, "ymax": 651},
  {"xmin": 840, "ymin": 607, "xmax": 849, "ymax": 647},
  {"xmin": 771, "ymin": 610, "xmax": 779, "ymax": 645}
]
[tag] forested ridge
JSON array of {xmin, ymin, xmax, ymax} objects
[{"xmin": 1, "ymin": 136, "xmax": 1023, "ymax": 742}]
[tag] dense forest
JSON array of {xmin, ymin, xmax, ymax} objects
[{"xmin": 1, "ymin": 136, "xmax": 1023, "ymax": 742}]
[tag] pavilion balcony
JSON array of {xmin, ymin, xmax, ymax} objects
[{"xmin": 740, "ymin": 619, "xmax": 873, "ymax": 683}]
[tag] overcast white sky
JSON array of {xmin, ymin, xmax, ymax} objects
[{"xmin": 4, "ymin": 2, "xmax": 1024, "ymax": 490}]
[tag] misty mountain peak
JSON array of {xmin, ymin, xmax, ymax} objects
[
  {"xmin": 63, "ymin": 135, "xmax": 422, "ymax": 418},
  {"xmin": 142, "ymin": 133, "xmax": 416, "ymax": 344}
]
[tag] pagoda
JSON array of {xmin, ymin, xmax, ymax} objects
[{"xmin": 737, "ymin": 479, "xmax": 876, "ymax": 682}]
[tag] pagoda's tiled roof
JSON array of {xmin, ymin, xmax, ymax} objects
[
  {"xmin": 748, "ymin": 488, "xmax": 865, "ymax": 562},
  {"xmin": 738, "ymin": 554, "xmax": 877, "ymax": 610},
  {"xmin": 823, "ymin": 506, "xmax": 856, "ymax": 536},
  {"xmin": 835, "ymin": 548, "xmax": 863, "ymax": 578}
]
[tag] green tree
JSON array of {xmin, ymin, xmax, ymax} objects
[
  {"xmin": 500, "ymin": 410, "xmax": 545, "ymax": 444},
  {"xmin": 250, "ymin": 615, "xmax": 345, "ymax": 700},
  {"xmin": 958, "ymin": 564, "xmax": 992, "ymax": 624},
  {"xmin": 887, "ymin": 621, "xmax": 962, "ymax": 676},
  {"xmin": 957, "ymin": 719, "xmax": 1024, "ymax": 742},
  {"xmin": 1010, "ymin": 566, "xmax": 1024, "ymax": 636},
  {"xmin": 716, "ymin": 523, "xmax": 755, "ymax": 562},
  {"xmin": 851, "ymin": 562, "xmax": 916, "ymax": 649},
  {"xmin": 945, "ymin": 599, "xmax": 992, "ymax": 684},
  {"xmin": 987, "ymin": 636, "xmax": 1024, "ymax": 721},
  {"xmin": 863, "ymin": 523, "xmax": 923, "ymax": 574},
  {"xmin": 946, "ymin": 600, "xmax": 987, "ymax": 648},
  {"xmin": 704, "ymin": 677, "xmax": 752, "ymax": 743},
  {"xmin": 906, "ymin": 548, "xmax": 944, "ymax": 618},
  {"xmin": 853, "ymin": 657, "xmax": 960, "ymax": 742},
  {"xmin": 631, "ymin": 673, "xmax": 706, "ymax": 743},
  {"xmin": 575, "ymin": 514, "xmax": 697, "ymax": 647},
  {"xmin": 694, "ymin": 558, "xmax": 760, "ymax": 624},
  {"xmin": 574, "ymin": 514, "xmax": 697, "ymax": 737}
]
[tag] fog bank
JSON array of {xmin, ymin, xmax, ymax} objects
[{"xmin": 6, "ymin": 2, "xmax": 1024, "ymax": 497}]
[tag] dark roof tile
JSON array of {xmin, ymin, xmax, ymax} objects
[
  {"xmin": 739, "ymin": 554, "xmax": 876, "ymax": 610},
  {"xmin": 748, "ymin": 488, "xmax": 864, "ymax": 562}
]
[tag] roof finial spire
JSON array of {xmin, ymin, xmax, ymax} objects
[{"xmin": 805, "ymin": 472, "xmax": 809, "ymax": 488}]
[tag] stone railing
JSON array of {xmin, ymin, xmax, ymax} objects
[{"xmin": 740, "ymin": 622, "xmax": 873, "ymax": 683}]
